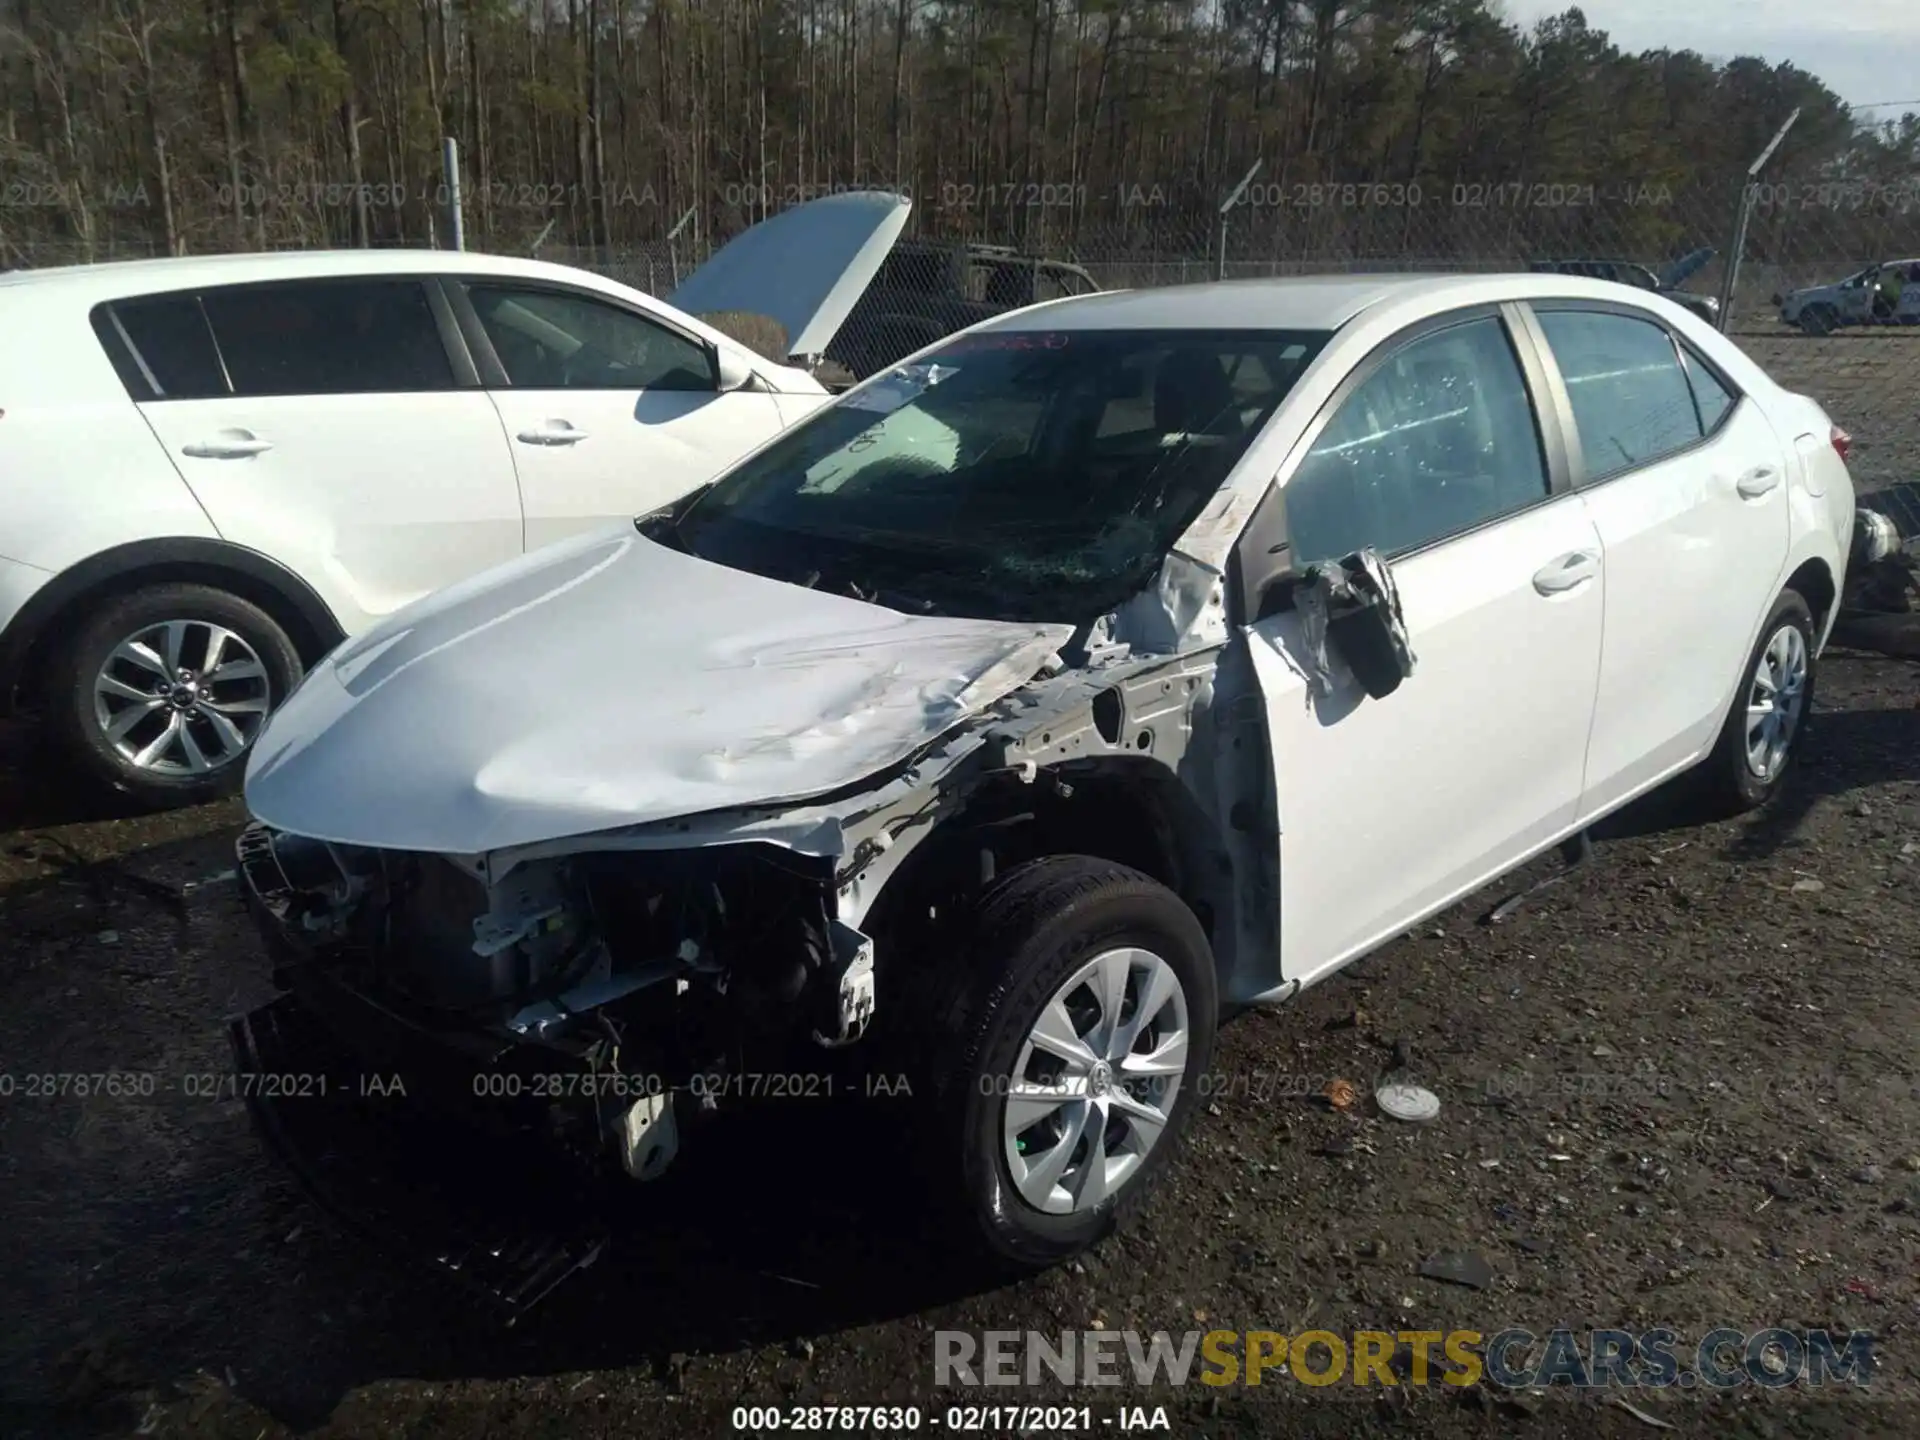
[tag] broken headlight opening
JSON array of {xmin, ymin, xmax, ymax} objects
[{"xmin": 232, "ymin": 821, "xmax": 876, "ymax": 1312}]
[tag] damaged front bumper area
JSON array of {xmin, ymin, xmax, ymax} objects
[{"xmin": 230, "ymin": 819, "xmax": 875, "ymax": 1317}]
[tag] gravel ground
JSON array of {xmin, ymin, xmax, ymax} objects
[{"xmin": 2, "ymin": 646, "xmax": 1917, "ymax": 1440}]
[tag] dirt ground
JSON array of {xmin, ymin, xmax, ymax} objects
[
  {"xmin": 3, "ymin": 323, "xmax": 1918, "ymax": 1440},
  {"xmin": 1, "ymin": 642, "xmax": 1917, "ymax": 1440}
]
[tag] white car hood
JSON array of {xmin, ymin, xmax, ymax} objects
[
  {"xmin": 667, "ymin": 191, "xmax": 910, "ymax": 359},
  {"xmin": 244, "ymin": 528, "xmax": 1070, "ymax": 856}
]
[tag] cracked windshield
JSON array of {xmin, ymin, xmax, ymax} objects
[{"xmin": 663, "ymin": 328, "xmax": 1330, "ymax": 623}]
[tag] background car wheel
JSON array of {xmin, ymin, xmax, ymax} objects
[
  {"xmin": 918, "ymin": 856, "xmax": 1218, "ymax": 1269},
  {"xmin": 1699, "ymin": 589, "xmax": 1816, "ymax": 816},
  {"xmin": 1799, "ymin": 305, "xmax": 1837, "ymax": 336},
  {"xmin": 48, "ymin": 583, "xmax": 302, "ymax": 808}
]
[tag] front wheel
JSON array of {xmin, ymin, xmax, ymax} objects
[
  {"xmin": 1799, "ymin": 305, "xmax": 1837, "ymax": 336},
  {"xmin": 1698, "ymin": 589, "xmax": 1816, "ymax": 815},
  {"xmin": 918, "ymin": 856, "xmax": 1218, "ymax": 1268}
]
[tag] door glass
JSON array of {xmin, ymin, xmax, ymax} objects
[
  {"xmin": 469, "ymin": 286, "xmax": 716, "ymax": 391},
  {"xmin": 1535, "ymin": 309, "xmax": 1704, "ymax": 480},
  {"xmin": 93, "ymin": 294, "xmax": 228, "ymax": 400},
  {"xmin": 1282, "ymin": 316, "xmax": 1550, "ymax": 563},
  {"xmin": 199, "ymin": 280, "xmax": 455, "ymax": 397}
]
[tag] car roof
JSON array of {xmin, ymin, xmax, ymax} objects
[
  {"xmin": 976, "ymin": 271, "xmax": 1682, "ymax": 333},
  {"xmin": 0, "ymin": 248, "xmax": 629, "ymax": 300}
]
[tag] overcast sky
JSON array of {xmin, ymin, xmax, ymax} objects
[{"xmin": 1497, "ymin": 0, "xmax": 1920, "ymax": 116}]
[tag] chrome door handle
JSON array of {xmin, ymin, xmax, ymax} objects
[
  {"xmin": 1532, "ymin": 551, "xmax": 1598, "ymax": 595},
  {"xmin": 516, "ymin": 422, "xmax": 590, "ymax": 446},
  {"xmin": 1736, "ymin": 465, "xmax": 1781, "ymax": 498},
  {"xmin": 182, "ymin": 433, "xmax": 273, "ymax": 459}
]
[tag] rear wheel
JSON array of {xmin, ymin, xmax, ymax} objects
[
  {"xmin": 915, "ymin": 856, "xmax": 1218, "ymax": 1268},
  {"xmin": 1698, "ymin": 589, "xmax": 1816, "ymax": 815},
  {"xmin": 47, "ymin": 583, "xmax": 302, "ymax": 808}
]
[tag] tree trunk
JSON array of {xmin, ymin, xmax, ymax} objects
[
  {"xmin": 331, "ymin": 0, "xmax": 372, "ymax": 246},
  {"xmin": 206, "ymin": 0, "xmax": 246, "ymax": 247},
  {"xmin": 888, "ymin": 0, "xmax": 908, "ymax": 182},
  {"xmin": 588, "ymin": 0, "xmax": 612, "ymax": 250},
  {"xmin": 128, "ymin": 0, "xmax": 181, "ymax": 254}
]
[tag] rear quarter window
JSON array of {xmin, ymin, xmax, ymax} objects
[{"xmin": 90, "ymin": 295, "xmax": 229, "ymax": 401}]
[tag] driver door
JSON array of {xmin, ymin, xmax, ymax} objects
[
  {"xmin": 1241, "ymin": 307, "xmax": 1606, "ymax": 984},
  {"xmin": 459, "ymin": 281, "xmax": 787, "ymax": 549}
]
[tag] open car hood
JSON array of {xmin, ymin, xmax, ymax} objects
[
  {"xmin": 1658, "ymin": 247, "xmax": 1715, "ymax": 290},
  {"xmin": 243, "ymin": 527, "xmax": 1069, "ymax": 856},
  {"xmin": 667, "ymin": 191, "xmax": 911, "ymax": 360}
]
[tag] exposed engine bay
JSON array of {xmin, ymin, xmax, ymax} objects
[{"xmin": 237, "ymin": 823, "xmax": 877, "ymax": 1185}]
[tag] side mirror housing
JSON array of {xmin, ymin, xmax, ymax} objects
[{"xmin": 714, "ymin": 348, "xmax": 758, "ymax": 393}]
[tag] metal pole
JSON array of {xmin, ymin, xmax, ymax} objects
[
  {"xmin": 1717, "ymin": 187, "xmax": 1755, "ymax": 333},
  {"xmin": 666, "ymin": 205, "xmax": 696, "ymax": 288},
  {"xmin": 1217, "ymin": 159, "xmax": 1264, "ymax": 284},
  {"xmin": 442, "ymin": 136, "xmax": 465, "ymax": 251},
  {"xmin": 1717, "ymin": 107, "xmax": 1800, "ymax": 332}
]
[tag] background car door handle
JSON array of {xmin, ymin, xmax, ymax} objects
[
  {"xmin": 516, "ymin": 422, "xmax": 590, "ymax": 446},
  {"xmin": 1736, "ymin": 465, "xmax": 1782, "ymax": 498},
  {"xmin": 181, "ymin": 432, "xmax": 273, "ymax": 459},
  {"xmin": 1533, "ymin": 551, "xmax": 1598, "ymax": 595}
]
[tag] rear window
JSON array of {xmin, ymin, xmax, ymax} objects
[
  {"xmin": 91, "ymin": 295, "xmax": 228, "ymax": 401},
  {"xmin": 199, "ymin": 280, "xmax": 455, "ymax": 396}
]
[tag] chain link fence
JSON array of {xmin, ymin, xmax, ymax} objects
[{"xmin": 7, "ymin": 181, "xmax": 1915, "ymax": 492}]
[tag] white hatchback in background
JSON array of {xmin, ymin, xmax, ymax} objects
[{"xmin": 0, "ymin": 192, "xmax": 913, "ymax": 806}]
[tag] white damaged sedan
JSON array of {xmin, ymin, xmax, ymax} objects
[{"xmin": 230, "ymin": 273, "xmax": 1860, "ymax": 1313}]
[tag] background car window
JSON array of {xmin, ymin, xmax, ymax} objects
[
  {"xmin": 93, "ymin": 294, "xmax": 228, "ymax": 400},
  {"xmin": 200, "ymin": 280, "xmax": 453, "ymax": 397},
  {"xmin": 1535, "ymin": 309, "xmax": 1703, "ymax": 479},
  {"xmin": 1282, "ymin": 316, "xmax": 1549, "ymax": 563},
  {"xmin": 1680, "ymin": 345, "xmax": 1736, "ymax": 435},
  {"xmin": 470, "ymin": 286, "xmax": 715, "ymax": 391}
]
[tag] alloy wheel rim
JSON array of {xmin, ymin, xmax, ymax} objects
[
  {"xmin": 1002, "ymin": 946, "xmax": 1190, "ymax": 1216},
  {"xmin": 1743, "ymin": 623, "xmax": 1807, "ymax": 782},
  {"xmin": 92, "ymin": 620, "xmax": 272, "ymax": 774}
]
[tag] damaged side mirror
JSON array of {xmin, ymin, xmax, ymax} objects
[
  {"xmin": 1282, "ymin": 549, "xmax": 1419, "ymax": 701},
  {"xmin": 1322, "ymin": 580, "xmax": 1410, "ymax": 699}
]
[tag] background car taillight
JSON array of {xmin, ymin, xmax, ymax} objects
[{"xmin": 1831, "ymin": 425, "xmax": 1852, "ymax": 463}]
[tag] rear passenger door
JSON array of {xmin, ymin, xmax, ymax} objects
[
  {"xmin": 449, "ymin": 281, "xmax": 788, "ymax": 549},
  {"xmin": 1519, "ymin": 303, "xmax": 1790, "ymax": 819},
  {"xmin": 116, "ymin": 278, "xmax": 524, "ymax": 634}
]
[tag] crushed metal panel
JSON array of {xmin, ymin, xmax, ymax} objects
[
  {"xmin": 1109, "ymin": 547, "xmax": 1231, "ymax": 656},
  {"xmin": 244, "ymin": 525, "xmax": 1071, "ymax": 856}
]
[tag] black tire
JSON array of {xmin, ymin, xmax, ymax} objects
[
  {"xmin": 916, "ymin": 856, "xmax": 1218, "ymax": 1269},
  {"xmin": 1698, "ymin": 589, "xmax": 1817, "ymax": 816},
  {"xmin": 1800, "ymin": 305, "xmax": 1837, "ymax": 337},
  {"xmin": 47, "ymin": 583, "xmax": 303, "ymax": 808}
]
